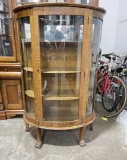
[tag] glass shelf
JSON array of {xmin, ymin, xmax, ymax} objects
[{"xmin": 25, "ymin": 90, "xmax": 34, "ymax": 98}]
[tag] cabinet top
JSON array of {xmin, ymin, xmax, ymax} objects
[{"xmin": 13, "ymin": 3, "xmax": 106, "ymax": 14}]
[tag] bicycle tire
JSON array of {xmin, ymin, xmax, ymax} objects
[{"xmin": 94, "ymin": 75, "xmax": 127, "ymax": 118}]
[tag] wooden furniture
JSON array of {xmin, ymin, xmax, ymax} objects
[
  {"xmin": 14, "ymin": 0, "xmax": 105, "ymax": 148},
  {"xmin": 0, "ymin": 0, "xmax": 24, "ymax": 120}
]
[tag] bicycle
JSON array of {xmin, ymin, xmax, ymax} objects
[{"xmin": 94, "ymin": 53, "xmax": 127, "ymax": 118}]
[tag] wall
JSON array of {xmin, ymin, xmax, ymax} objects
[
  {"xmin": 99, "ymin": 0, "xmax": 119, "ymax": 55},
  {"xmin": 114, "ymin": 0, "xmax": 127, "ymax": 56}
]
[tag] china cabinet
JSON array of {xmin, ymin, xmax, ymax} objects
[
  {"xmin": 13, "ymin": 0, "xmax": 105, "ymax": 148},
  {"xmin": 0, "ymin": 0, "xmax": 24, "ymax": 120}
]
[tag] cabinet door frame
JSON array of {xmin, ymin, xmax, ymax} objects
[
  {"xmin": 30, "ymin": 7, "xmax": 92, "ymax": 128},
  {"xmin": 0, "ymin": 0, "xmax": 17, "ymax": 62},
  {"xmin": 2, "ymin": 80, "xmax": 22, "ymax": 110}
]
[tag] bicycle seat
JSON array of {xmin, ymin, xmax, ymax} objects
[{"xmin": 102, "ymin": 52, "xmax": 121, "ymax": 59}]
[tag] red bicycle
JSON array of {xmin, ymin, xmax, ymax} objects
[{"xmin": 94, "ymin": 53, "xmax": 127, "ymax": 117}]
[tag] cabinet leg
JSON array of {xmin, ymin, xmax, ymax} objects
[
  {"xmin": 79, "ymin": 126, "xmax": 86, "ymax": 147},
  {"xmin": 89, "ymin": 123, "xmax": 93, "ymax": 131},
  {"xmin": 35, "ymin": 128, "xmax": 43, "ymax": 149},
  {"xmin": 25, "ymin": 121, "xmax": 29, "ymax": 132}
]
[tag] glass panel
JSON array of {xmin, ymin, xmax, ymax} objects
[
  {"xmin": 0, "ymin": 0, "xmax": 13, "ymax": 57},
  {"xmin": 16, "ymin": 0, "xmax": 89, "ymax": 5},
  {"xmin": 86, "ymin": 18, "xmax": 103, "ymax": 117},
  {"xmin": 39, "ymin": 15, "xmax": 84, "ymax": 121},
  {"xmin": 19, "ymin": 17, "xmax": 35, "ymax": 119}
]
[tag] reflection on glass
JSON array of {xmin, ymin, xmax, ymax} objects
[
  {"xmin": 16, "ymin": 0, "xmax": 90, "ymax": 5},
  {"xmin": 19, "ymin": 17, "xmax": 35, "ymax": 118},
  {"xmin": 39, "ymin": 15, "xmax": 83, "ymax": 42},
  {"xmin": 39, "ymin": 15, "xmax": 84, "ymax": 121},
  {"xmin": 0, "ymin": 0, "xmax": 13, "ymax": 57},
  {"xmin": 86, "ymin": 18, "xmax": 102, "ymax": 117}
]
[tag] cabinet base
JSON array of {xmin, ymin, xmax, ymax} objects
[
  {"xmin": 0, "ymin": 110, "xmax": 24, "ymax": 120},
  {"xmin": 6, "ymin": 110, "xmax": 24, "ymax": 119},
  {"xmin": 24, "ymin": 112, "xmax": 95, "ymax": 148},
  {"xmin": 0, "ymin": 111, "xmax": 6, "ymax": 120}
]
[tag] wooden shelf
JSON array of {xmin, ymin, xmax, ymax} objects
[
  {"xmin": 23, "ymin": 67, "xmax": 33, "ymax": 72},
  {"xmin": 42, "ymin": 68, "xmax": 80, "ymax": 73},
  {"xmin": 43, "ymin": 90, "xmax": 79, "ymax": 100},
  {"xmin": 42, "ymin": 70, "xmax": 80, "ymax": 73},
  {"xmin": 25, "ymin": 90, "xmax": 34, "ymax": 98}
]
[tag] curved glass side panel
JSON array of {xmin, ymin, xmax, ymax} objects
[
  {"xmin": 19, "ymin": 17, "xmax": 35, "ymax": 119},
  {"xmin": 39, "ymin": 15, "xmax": 84, "ymax": 121},
  {"xmin": 86, "ymin": 18, "xmax": 103, "ymax": 117},
  {"xmin": 0, "ymin": 0, "xmax": 13, "ymax": 57}
]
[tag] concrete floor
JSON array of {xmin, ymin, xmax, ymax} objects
[{"xmin": 0, "ymin": 111, "xmax": 127, "ymax": 160}]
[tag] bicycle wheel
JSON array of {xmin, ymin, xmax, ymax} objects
[{"xmin": 94, "ymin": 75, "xmax": 127, "ymax": 117}]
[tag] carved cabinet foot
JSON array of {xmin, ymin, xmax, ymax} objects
[
  {"xmin": 35, "ymin": 128, "xmax": 43, "ymax": 149},
  {"xmin": 35, "ymin": 141, "xmax": 43, "ymax": 149},
  {"xmin": 79, "ymin": 126, "xmax": 86, "ymax": 147},
  {"xmin": 79, "ymin": 140, "xmax": 86, "ymax": 147}
]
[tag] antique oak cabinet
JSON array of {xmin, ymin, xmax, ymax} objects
[
  {"xmin": 13, "ymin": 0, "xmax": 105, "ymax": 148},
  {"xmin": 0, "ymin": 0, "xmax": 24, "ymax": 120}
]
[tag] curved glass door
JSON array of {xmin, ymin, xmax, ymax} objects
[
  {"xmin": 19, "ymin": 17, "xmax": 35, "ymax": 119},
  {"xmin": 39, "ymin": 15, "xmax": 84, "ymax": 121},
  {"xmin": 86, "ymin": 18, "xmax": 103, "ymax": 117}
]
